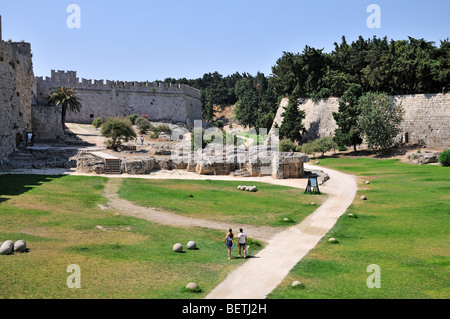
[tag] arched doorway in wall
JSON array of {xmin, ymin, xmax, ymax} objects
[{"xmin": 15, "ymin": 132, "xmax": 23, "ymax": 148}]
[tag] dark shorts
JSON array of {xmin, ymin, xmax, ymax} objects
[
  {"xmin": 239, "ymin": 243, "xmax": 246, "ymax": 248},
  {"xmin": 226, "ymin": 241, "xmax": 233, "ymax": 247}
]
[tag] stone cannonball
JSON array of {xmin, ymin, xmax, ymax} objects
[
  {"xmin": 187, "ymin": 241, "xmax": 197, "ymax": 250},
  {"xmin": 328, "ymin": 237, "xmax": 338, "ymax": 244},
  {"xmin": 186, "ymin": 282, "xmax": 199, "ymax": 290},
  {"xmin": 173, "ymin": 243, "xmax": 183, "ymax": 253},
  {"xmin": 0, "ymin": 240, "xmax": 14, "ymax": 255},
  {"xmin": 14, "ymin": 240, "xmax": 27, "ymax": 252}
]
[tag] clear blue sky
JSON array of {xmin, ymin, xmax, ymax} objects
[{"xmin": 1, "ymin": 0, "xmax": 449, "ymax": 81}]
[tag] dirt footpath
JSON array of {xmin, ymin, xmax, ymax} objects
[
  {"xmin": 101, "ymin": 178, "xmax": 284, "ymax": 242},
  {"xmin": 205, "ymin": 164, "xmax": 357, "ymax": 299}
]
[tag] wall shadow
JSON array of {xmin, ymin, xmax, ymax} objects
[{"xmin": 0, "ymin": 174, "xmax": 62, "ymax": 204}]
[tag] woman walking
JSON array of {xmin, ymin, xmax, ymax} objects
[{"xmin": 224, "ymin": 229, "xmax": 234, "ymax": 260}]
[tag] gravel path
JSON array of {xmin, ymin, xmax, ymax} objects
[
  {"xmin": 205, "ymin": 164, "xmax": 357, "ymax": 299},
  {"xmin": 101, "ymin": 178, "xmax": 284, "ymax": 242}
]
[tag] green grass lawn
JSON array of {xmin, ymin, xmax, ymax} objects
[
  {"xmin": 118, "ymin": 179, "xmax": 323, "ymax": 227},
  {"xmin": 268, "ymin": 157, "xmax": 450, "ymax": 299},
  {"xmin": 0, "ymin": 174, "xmax": 266, "ymax": 299}
]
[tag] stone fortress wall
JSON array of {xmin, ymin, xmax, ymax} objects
[
  {"xmin": 35, "ymin": 70, "xmax": 203, "ymax": 127},
  {"xmin": 0, "ymin": 18, "xmax": 63, "ymax": 162},
  {"xmin": 271, "ymin": 93, "xmax": 450, "ymax": 149},
  {"xmin": 0, "ymin": 39, "xmax": 34, "ymax": 160}
]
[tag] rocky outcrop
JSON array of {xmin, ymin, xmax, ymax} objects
[
  {"xmin": 75, "ymin": 151, "xmax": 105, "ymax": 174},
  {"xmin": 121, "ymin": 158, "xmax": 156, "ymax": 174},
  {"xmin": 407, "ymin": 151, "xmax": 441, "ymax": 165},
  {"xmin": 2, "ymin": 147, "xmax": 79, "ymax": 170},
  {"xmin": 73, "ymin": 146, "xmax": 310, "ymax": 180}
]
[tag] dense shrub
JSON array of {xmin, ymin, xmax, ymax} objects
[
  {"xmin": 213, "ymin": 120, "xmax": 224, "ymax": 128},
  {"xmin": 135, "ymin": 117, "xmax": 152, "ymax": 134},
  {"xmin": 92, "ymin": 117, "xmax": 103, "ymax": 128},
  {"xmin": 280, "ymin": 139, "xmax": 294, "ymax": 152},
  {"xmin": 129, "ymin": 114, "xmax": 139, "ymax": 125},
  {"xmin": 150, "ymin": 124, "xmax": 172, "ymax": 139},
  {"xmin": 439, "ymin": 150, "xmax": 450, "ymax": 167}
]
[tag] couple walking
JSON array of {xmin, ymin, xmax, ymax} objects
[{"xmin": 224, "ymin": 228, "xmax": 248, "ymax": 260}]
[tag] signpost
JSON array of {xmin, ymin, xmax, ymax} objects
[{"xmin": 305, "ymin": 173, "xmax": 321, "ymax": 194}]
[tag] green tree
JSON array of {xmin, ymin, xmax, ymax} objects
[
  {"xmin": 129, "ymin": 114, "xmax": 139, "ymax": 125},
  {"xmin": 279, "ymin": 94, "xmax": 305, "ymax": 143},
  {"xmin": 234, "ymin": 90, "xmax": 259, "ymax": 128},
  {"xmin": 101, "ymin": 117, "xmax": 136, "ymax": 151},
  {"xmin": 314, "ymin": 137, "xmax": 337, "ymax": 157},
  {"xmin": 332, "ymin": 83, "xmax": 364, "ymax": 152},
  {"xmin": 135, "ymin": 117, "xmax": 152, "ymax": 134},
  {"xmin": 358, "ymin": 92, "xmax": 404, "ymax": 150},
  {"xmin": 279, "ymin": 139, "xmax": 294, "ymax": 152},
  {"xmin": 201, "ymin": 88, "xmax": 216, "ymax": 122},
  {"xmin": 45, "ymin": 87, "xmax": 82, "ymax": 132}
]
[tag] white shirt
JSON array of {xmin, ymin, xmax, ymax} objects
[{"xmin": 238, "ymin": 232, "xmax": 247, "ymax": 244}]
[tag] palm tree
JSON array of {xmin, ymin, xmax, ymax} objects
[{"xmin": 45, "ymin": 87, "xmax": 82, "ymax": 133}]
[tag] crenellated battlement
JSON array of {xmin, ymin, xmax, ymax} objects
[
  {"xmin": 35, "ymin": 70, "xmax": 202, "ymax": 126},
  {"xmin": 36, "ymin": 70, "xmax": 201, "ymax": 99}
]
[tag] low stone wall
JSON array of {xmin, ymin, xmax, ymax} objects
[
  {"xmin": 2, "ymin": 147, "xmax": 79, "ymax": 170},
  {"xmin": 74, "ymin": 147, "xmax": 310, "ymax": 179}
]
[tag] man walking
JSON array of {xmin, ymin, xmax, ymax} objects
[{"xmin": 237, "ymin": 228, "xmax": 248, "ymax": 258}]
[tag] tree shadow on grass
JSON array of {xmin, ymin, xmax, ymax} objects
[{"xmin": 0, "ymin": 174, "xmax": 62, "ymax": 204}]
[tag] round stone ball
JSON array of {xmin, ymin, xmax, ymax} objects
[
  {"xmin": 311, "ymin": 202, "xmax": 316, "ymax": 206},
  {"xmin": 173, "ymin": 243, "xmax": 183, "ymax": 253},
  {"xmin": 186, "ymin": 282, "xmax": 198, "ymax": 290},
  {"xmin": 365, "ymin": 181, "xmax": 371, "ymax": 185},
  {"xmin": 328, "ymin": 237, "xmax": 338, "ymax": 244},
  {"xmin": 237, "ymin": 185, "xmax": 242, "ymax": 190},
  {"xmin": 292, "ymin": 281, "xmax": 303, "ymax": 287},
  {"xmin": 187, "ymin": 241, "xmax": 196, "ymax": 250},
  {"xmin": 0, "ymin": 240, "xmax": 14, "ymax": 255},
  {"xmin": 360, "ymin": 195, "xmax": 367, "ymax": 200},
  {"xmin": 14, "ymin": 240, "xmax": 27, "ymax": 252}
]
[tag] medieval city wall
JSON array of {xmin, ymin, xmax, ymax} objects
[
  {"xmin": 0, "ymin": 40, "xmax": 34, "ymax": 160},
  {"xmin": 35, "ymin": 70, "xmax": 202, "ymax": 126},
  {"xmin": 271, "ymin": 93, "xmax": 450, "ymax": 149}
]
